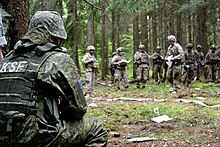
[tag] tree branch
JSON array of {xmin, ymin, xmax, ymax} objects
[{"xmin": 83, "ymin": 0, "xmax": 101, "ymax": 10}]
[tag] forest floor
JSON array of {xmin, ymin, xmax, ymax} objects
[{"xmin": 85, "ymin": 80, "xmax": 220, "ymax": 147}]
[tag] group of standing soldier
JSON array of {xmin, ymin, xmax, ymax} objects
[{"xmin": 82, "ymin": 34, "xmax": 220, "ymax": 95}]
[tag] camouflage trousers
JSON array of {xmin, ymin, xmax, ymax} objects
[
  {"xmin": 166, "ymin": 64, "xmax": 182, "ymax": 90},
  {"xmin": 182, "ymin": 64, "xmax": 196, "ymax": 86},
  {"xmin": 114, "ymin": 69, "xmax": 129, "ymax": 88},
  {"xmin": 0, "ymin": 113, "xmax": 108, "ymax": 147},
  {"xmin": 153, "ymin": 63, "xmax": 163, "ymax": 82},
  {"xmin": 196, "ymin": 64, "xmax": 203, "ymax": 80},
  {"xmin": 207, "ymin": 64, "xmax": 217, "ymax": 82},
  {"xmin": 136, "ymin": 66, "xmax": 149, "ymax": 87},
  {"xmin": 84, "ymin": 71, "xmax": 95, "ymax": 96}
]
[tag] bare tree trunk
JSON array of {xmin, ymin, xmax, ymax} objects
[
  {"xmin": 166, "ymin": 1, "xmax": 175, "ymax": 35},
  {"xmin": 101, "ymin": 0, "xmax": 108, "ymax": 80},
  {"xmin": 7, "ymin": 0, "xmax": 29, "ymax": 48},
  {"xmin": 112, "ymin": 10, "xmax": 116, "ymax": 52},
  {"xmin": 41, "ymin": 0, "xmax": 49, "ymax": 10},
  {"xmin": 133, "ymin": 15, "xmax": 139, "ymax": 78},
  {"xmin": 116, "ymin": 14, "xmax": 120, "ymax": 48},
  {"xmin": 196, "ymin": 7, "xmax": 208, "ymax": 54},
  {"xmin": 88, "ymin": 7, "xmax": 94, "ymax": 45},
  {"xmin": 152, "ymin": 10, "xmax": 157, "ymax": 51},
  {"xmin": 192, "ymin": 13, "xmax": 196, "ymax": 46},
  {"xmin": 187, "ymin": 13, "xmax": 192, "ymax": 43},
  {"xmin": 72, "ymin": 0, "xmax": 80, "ymax": 72},
  {"xmin": 141, "ymin": 11, "xmax": 148, "ymax": 52},
  {"xmin": 176, "ymin": 13, "xmax": 182, "ymax": 45}
]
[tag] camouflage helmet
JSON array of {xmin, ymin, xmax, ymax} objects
[
  {"xmin": 186, "ymin": 43, "xmax": 193, "ymax": 49},
  {"xmin": 87, "ymin": 45, "xmax": 95, "ymax": 51},
  {"xmin": 196, "ymin": 45, "xmax": 202, "ymax": 49},
  {"xmin": 210, "ymin": 45, "xmax": 216, "ymax": 49},
  {"xmin": 29, "ymin": 11, "xmax": 67, "ymax": 40},
  {"xmin": 167, "ymin": 35, "xmax": 176, "ymax": 42},
  {"xmin": 156, "ymin": 46, "xmax": 161, "ymax": 50},
  {"xmin": 117, "ymin": 47, "xmax": 124, "ymax": 52},
  {"xmin": 139, "ymin": 44, "xmax": 145, "ymax": 49}
]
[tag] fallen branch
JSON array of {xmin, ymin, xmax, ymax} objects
[{"xmin": 83, "ymin": 0, "xmax": 101, "ymax": 10}]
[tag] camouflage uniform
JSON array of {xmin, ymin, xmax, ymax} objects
[
  {"xmin": 0, "ymin": 11, "xmax": 107, "ymax": 146},
  {"xmin": 205, "ymin": 45, "xmax": 219, "ymax": 82},
  {"xmin": 151, "ymin": 47, "xmax": 164, "ymax": 82},
  {"xmin": 82, "ymin": 48, "xmax": 98, "ymax": 97},
  {"xmin": 166, "ymin": 35, "xmax": 184, "ymax": 91},
  {"xmin": 111, "ymin": 48, "xmax": 129, "ymax": 90},
  {"xmin": 134, "ymin": 46, "xmax": 150, "ymax": 88},
  {"xmin": 217, "ymin": 50, "xmax": 220, "ymax": 81},
  {"xmin": 182, "ymin": 44, "xmax": 197, "ymax": 87},
  {"xmin": 193, "ymin": 45, "xmax": 205, "ymax": 81},
  {"xmin": 109, "ymin": 52, "xmax": 117, "ymax": 84}
]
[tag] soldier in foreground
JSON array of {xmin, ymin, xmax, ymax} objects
[
  {"xmin": 82, "ymin": 45, "xmax": 99, "ymax": 97},
  {"xmin": 205, "ymin": 45, "xmax": 219, "ymax": 83},
  {"xmin": 0, "ymin": 11, "xmax": 107, "ymax": 146},
  {"xmin": 151, "ymin": 46, "xmax": 164, "ymax": 84},
  {"xmin": 134, "ymin": 44, "xmax": 150, "ymax": 88},
  {"xmin": 111, "ymin": 47, "xmax": 129, "ymax": 90},
  {"xmin": 193, "ymin": 45, "xmax": 205, "ymax": 81},
  {"xmin": 165, "ymin": 35, "xmax": 184, "ymax": 93},
  {"xmin": 182, "ymin": 43, "xmax": 197, "ymax": 87}
]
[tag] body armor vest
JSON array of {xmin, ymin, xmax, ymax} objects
[{"xmin": 0, "ymin": 43, "xmax": 59, "ymax": 115}]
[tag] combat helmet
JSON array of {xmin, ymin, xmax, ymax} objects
[
  {"xmin": 139, "ymin": 44, "xmax": 145, "ymax": 49},
  {"xmin": 117, "ymin": 47, "xmax": 124, "ymax": 52},
  {"xmin": 210, "ymin": 45, "xmax": 216, "ymax": 49},
  {"xmin": 186, "ymin": 43, "xmax": 193, "ymax": 49},
  {"xmin": 167, "ymin": 35, "xmax": 176, "ymax": 42},
  {"xmin": 156, "ymin": 46, "xmax": 161, "ymax": 50},
  {"xmin": 29, "ymin": 11, "xmax": 67, "ymax": 40},
  {"xmin": 196, "ymin": 45, "xmax": 202, "ymax": 49},
  {"xmin": 87, "ymin": 45, "xmax": 95, "ymax": 51}
]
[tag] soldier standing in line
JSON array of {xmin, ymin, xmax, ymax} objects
[
  {"xmin": 205, "ymin": 45, "xmax": 219, "ymax": 83},
  {"xmin": 216, "ymin": 48, "xmax": 220, "ymax": 82},
  {"xmin": 111, "ymin": 47, "xmax": 129, "ymax": 90},
  {"xmin": 109, "ymin": 52, "xmax": 117, "ymax": 85},
  {"xmin": 193, "ymin": 45, "xmax": 205, "ymax": 81},
  {"xmin": 182, "ymin": 43, "xmax": 197, "ymax": 87},
  {"xmin": 82, "ymin": 45, "xmax": 99, "ymax": 97},
  {"xmin": 134, "ymin": 44, "xmax": 150, "ymax": 88},
  {"xmin": 0, "ymin": 11, "xmax": 107, "ymax": 146},
  {"xmin": 151, "ymin": 46, "xmax": 164, "ymax": 84},
  {"xmin": 165, "ymin": 35, "xmax": 184, "ymax": 93}
]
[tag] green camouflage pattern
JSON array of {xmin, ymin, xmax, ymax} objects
[
  {"xmin": 193, "ymin": 50, "xmax": 205, "ymax": 80},
  {"xmin": 14, "ymin": 11, "xmax": 67, "ymax": 50},
  {"xmin": 0, "ymin": 11, "xmax": 107, "ymax": 146}
]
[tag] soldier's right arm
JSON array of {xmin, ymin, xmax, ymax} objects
[{"xmin": 82, "ymin": 53, "xmax": 93, "ymax": 65}]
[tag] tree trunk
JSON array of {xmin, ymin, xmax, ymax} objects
[
  {"xmin": 101, "ymin": 0, "xmax": 108, "ymax": 80},
  {"xmin": 116, "ymin": 14, "xmax": 120, "ymax": 48},
  {"xmin": 196, "ymin": 7, "xmax": 208, "ymax": 54},
  {"xmin": 152, "ymin": 11, "xmax": 157, "ymax": 51},
  {"xmin": 7, "ymin": 0, "xmax": 29, "ymax": 48},
  {"xmin": 41, "ymin": 0, "xmax": 49, "ymax": 10},
  {"xmin": 88, "ymin": 7, "xmax": 94, "ymax": 45},
  {"xmin": 111, "ymin": 10, "xmax": 116, "ymax": 52},
  {"xmin": 166, "ymin": 1, "xmax": 175, "ymax": 35},
  {"xmin": 187, "ymin": 13, "xmax": 192, "ymax": 43},
  {"xmin": 141, "ymin": 11, "xmax": 148, "ymax": 52},
  {"xmin": 133, "ymin": 15, "xmax": 139, "ymax": 78},
  {"xmin": 72, "ymin": 0, "xmax": 80, "ymax": 72}
]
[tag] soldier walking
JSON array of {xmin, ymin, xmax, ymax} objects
[
  {"xmin": 165, "ymin": 35, "xmax": 184, "ymax": 93},
  {"xmin": 205, "ymin": 45, "xmax": 219, "ymax": 83},
  {"xmin": 111, "ymin": 47, "xmax": 129, "ymax": 90},
  {"xmin": 182, "ymin": 43, "xmax": 197, "ymax": 87},
  {"xmin": 134, "ymin": 44, "xmax": 150, "ymax": 88},
  {"xmin": 193, "ymin": 45, "xmax": 205, "ymax": 81},
  {"xmin": 82, "ymin": 45, "xmax": 99, "ymax": 97},
  {"xmin": 151, "ymin": 46, "xmax": 164, "ymax": 84}
]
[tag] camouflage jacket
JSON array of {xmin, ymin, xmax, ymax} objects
[
  {"xmin": 82, "ymin": 53, "xmax": 98, "ymax": 72},
  {"xmin": 134, "ymin": 51, "xmax": 150, "ymax": 65},
  {"xmin": 111, "ymin": 54, "xmax": 128, "ymax": 70},
  {"xmin": 183, "ymin": 51, "xmax": 197, "ymax": 66},
  {"xmin": 151, "ymin": 52, "xmax": 164, "ymax": 64},
  {"xmin": 166, "ymin": 43, "xmax": 184, "ymax": 63},
  {"xmin": 193, "ymin": 50, "xmax": 204, "ymax": 66},
  {"xmin": 205, "ymin": 51, "xmax": 219, "ymax": 65}
]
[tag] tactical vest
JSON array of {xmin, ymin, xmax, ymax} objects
[
  {"xmin": 139, "ymin": 52, "xmax": 149, "ymax": 64},
  {"xmin": 0, "ymin": 43, "xmax": 61, "ymax": 115},
  {"xmin": 115, "ymin": 55, "xmax": 126, "ymax": 70},
  {"xmin": 185, "ymin": 51, "xmax": 194, "ymax": 64}
]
